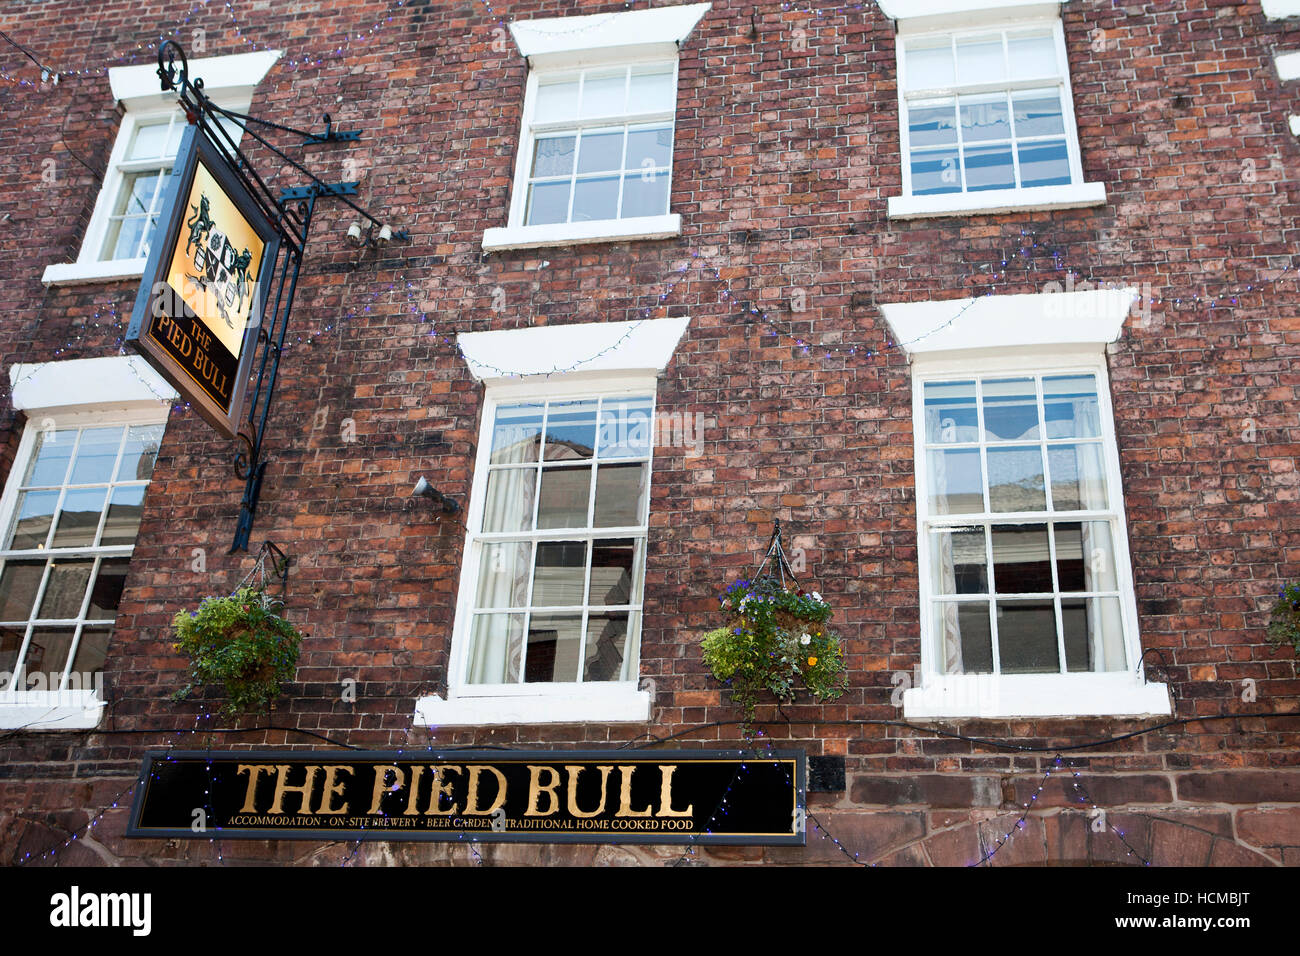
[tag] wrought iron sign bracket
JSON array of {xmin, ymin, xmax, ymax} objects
[
  {"xmin": 154, "ymin": 40, "xmax": 406, "ymax": 553},
  {"xmin": 303, "ymin": 113, "xmax": 361, "ymax": 145}
]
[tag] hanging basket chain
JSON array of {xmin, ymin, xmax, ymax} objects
[
  {"xmin": 753, "ymin": 518, "xmax": 800, "ymax": 591},
  {"xmin": 230, "ymin": 540, "xmax": 291, "ymax": 604}
]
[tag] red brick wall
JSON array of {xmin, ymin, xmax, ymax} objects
[{"xmin": 1, "ymin": 0, "xmax": 1298, "ymax": 866}]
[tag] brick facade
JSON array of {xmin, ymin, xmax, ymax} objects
[{"xmin": 1, "ymin": 0, "xmax": 1298, "ymax": 867}]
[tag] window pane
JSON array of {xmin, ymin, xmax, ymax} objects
[
  {"xmin": 114, "ymin": 171, "xmax": 165, "ymax": 217},
  {"xmin": 532, "ymin": 135, "xmax": 576, "ymax": 178},
  {"xmin": 70, "ymin": 427, "xmax": 124, "ymax": 485},
  {"xmin": 70, "ymin": 627, "xmax": 110, "ymax": 677},
  {"xmin": 1008, "ymin": 33, "xmax": 1058, "ymax": 79},
  {"xmin": 1018, "ymin": 140, "xmax": 1070, "ymax": 188},
  {"xmin": 532, "ymin": 541, "xmax": 587, "ymax": 607},
  {"xmin": 1047, "ymin": 443, "xmax": 1108, "ymax": 510},
  {"xmin": 1013, "ymin": 90, "xmax": 1066, "ymax": 138},
  {"xmin": 928, "ymin": 448, "xmax": 983, "ymax": 515},
  {"xmin": 594, "ymin": 462, "xmax": 648, "ymax": 528},
  {"xmin": 934, "ymin": 601, "xmax": 992, "ymax": 674},
  {"xmin": 963, "ymin": 143, "xmax": 1014, "ymax": 192},
  {"xmin": 467, "ymin": 613, "xmax": 525, "ymax": 684},
  {"xmin": 51, "ymin": 488, "xmax": 107, "ymax": 548},
  {"xmin": 534, "ymin": 79, "xmax": 580, "ymax": 123},
  {"xmin": 87, "ymin": 557, "xmax": 130, "ymax": 620},
  {"xmin": 581, "ymin": 72, "xmax": 627, "ymax": 118},
  {"xmin": 960, "ymin": 94, "xmax": 1010, "ymax": 143},
  {"xmin": 491, "ymin": 404, "xmax": 545, "ymax": 465},
  {"xmin": 910, "ymin": 147, "xmax": 961, "ymax": 195},
  {"xmin": 482, "ymin": 468, "xmax": 536, "ymax": 533},
  {"xmin": 1043, "ymin": 375, "xmax": 1100, "ymax": 438},
  {"xmin": 165, "ymin": 119, "xmax": 185, "ymax": 156},
  {"xmin": 9, "ymin": 490, "xmax": 60, "ymax": 550},
  {"xmin": 36, "ymin": 559, "xmax": 93, "ymax": 620},
  {"xmin": 991, "ymin": 524, "xmax": 1052, "ymax": 594},
  {"xmin": 956, "ymin": 35, "xmax": 1005, "ymax": 84},
  {"xmin": 0, "ymin": 627, "xmax": 23, "ymax": 688},
  {"xmin": 0, "ymin": 560, "xmax": 45, "ymax": 622},
  {"xmin": 103, "ymin": 214, "xmax": 149, "ymax": 261},
  {"xmin": 982, "ymin": 378, "xmax": 1039, "ymax": 441},
  {"xmin": 117, "ymin": 424, "xmax": 164, "ymax": 481},
  {"xmin": 526, "ymin": 180, "xmax": 571, "ymax": 226},
  {"xmin": 100, "ymin": 486, "xmax": 144, "ymax": 546},
  {"xmin": 24, "ymin": 430, "xmax": 75, "ymax": 486},
  {"xmin": 572, "ymin": 175, "xmax": 620, "ymax": 222},
  {"xmin": 629, "ymin": 68, "xmax": 675, "ymax": 112},
  {"xmin": 1061, "ymin": 596, "xmax": 1126, "ymax": 672},
  {"xmin": 1052, "ymin": 521, "xmax": 1117, "ymax": 592},
  {"xmin": 625, "ymin": 126, "xmax": 673, "ymax": 170},
  {"xmin": 996, "ymin": 599, "xmax": 1059, "ymax": 673},
  {"xmin": 476, "ymin": 541, "xmax": 532, "ymax": 610},
  {"xmin": 584, "ymin": 611, "xmax": 630, "ymax": 681},
  {"xmin": 924, "ymin": 380, "xmax": 977, "ymax": 443},
  {"xmin": 22, "ymin": 627, "xmax": 77, "ymax": 679},
  {"xmin": 929, "ymin": 527, "xmax": 987, "ymax": 595},
  {"xmin": 525, "ymin": 613, "xmax": 584, "ymax": 682},
  {"xmin": 597, "ymin": 399, "xmax": 654, "ymax": 458},
  {"xmin": 620, "ymin": 171, "xmax": 670, "ymax": 218},
  {"xmin": 908, "ymin": 101, "xmax": 958, "ymax": 148},
  {"xmin": 128, "ymin": 120, "xmax": 171, "ymax": 160},
  {"xmin": 589, "ymin": 538, "xmax": 638, "ymax": 605},
  {"xmin": 544, "ymin": 401, "xmax": 598, "ymax": 459},
  {"xmin": 987, "ymin": 446, "xmax": 1046, "ymax": 512},
  {"xmin": 905, "ymin": 39, "xmax": 955, "ymax": 89},
  {"xmin": 577, "ymin": 130, "xmax": 624, "ymax": 174},
  {"xmin": 537, "ymin": 467, "xmax": 592, "ymax": 529}
]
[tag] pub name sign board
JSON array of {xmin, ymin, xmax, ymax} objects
[
  {"xmin": 126, "ymin": 124, "xmax": 280, "ymax": 439},
  {"xmin": 127, "ymin": 750, "xmax": 806, "ymax": 845}
]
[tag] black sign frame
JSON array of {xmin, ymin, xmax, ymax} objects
[
  {"xmin": 125, "ymin": 123, "xmax": 281, "ymax": 440},
  {"xmin": 126, "ymin": 749, "xmax": 806, "ymax": 846}
]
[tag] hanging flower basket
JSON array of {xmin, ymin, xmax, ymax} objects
[
  {"xmin": 1267, "ymin": 583, "xmax": 1300, "ymax": 653},
  {"xmin": 172, "ymin": 585, "xmax": 303, "ymax": 717},
  {"xmin": 701, "ymin": 575, "xmax": 848, "ymax": 722}
]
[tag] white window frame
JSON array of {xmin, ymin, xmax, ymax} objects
[
  {"xmin": 880, "ymin": 290, "xmax": 1170, "ymax": 718},
  {"xmin": 419, "ymin": 373, "xmax": 657, "ymax": 727},
  {"xmin": 886, "ymin": 6, "xmax": 1107, "ymax": 220},
  {"xmin": 42, "ymin": 50, "xmax": 281, "ymax": 286},
  {"xmin": 481, "ymin": 3, "xmax": 710, "ymax": 252},
  {"xmin": 0, "ymin": 403, "xmax": 170, "ymax": 731}
]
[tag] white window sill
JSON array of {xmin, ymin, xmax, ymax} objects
[
  {"xmin": 41, "ymin": 258, "xmax": 148, "ymax": 287},
  {"xmin": 0, "ymin": 692, "xmax": 106, "ymax": 731},
  {"xmin": 902, "ymin": 673, "xmax": 1171, "ymax": 720},
  {"xmin": 414, "ymin": 688, "xmax": 651, "ymax": 727},
  {"xmin": 887, "ymin": 182, "xmax": 1107, "ymax": 220},
  {"xmin": 482, "ymin": 214, "xmax": 681, "ymax": 252},
  {"xmin": 1263, "ymin": 0, "xmax": 1300, "ymax": 20}
]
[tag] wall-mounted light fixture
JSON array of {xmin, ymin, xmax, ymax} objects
[
  {"xmin": 344, "ymin": 220, "xmax": 408, "ymax": 248},
  {"xmin": 412, "ymin": 475, "xmax": 460, "ymax": 514}
]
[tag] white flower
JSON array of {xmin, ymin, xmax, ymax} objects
[
  {"xmin": 810, "ymin": 591, "xmax": 823, "ymax": 602},
  {"xmin": 799, "ymin": 633, "xmax": 811, "ymax": 645}
]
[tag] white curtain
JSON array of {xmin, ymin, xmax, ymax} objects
[
  {"xmin": 466, "ymin": 469, "xmax": 535, "ymax": 684},
  {"xmin": 1072, "ymin": 397, "xmax": 1125, "ymax": 671},
  {"xmin": 926, "ymin": 408, "xmax": 964, "ymax": 675}
]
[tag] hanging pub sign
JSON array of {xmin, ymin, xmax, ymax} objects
[
  {"xmin": 127, "ymin": 750, "xmax": 806, "ymax": 845},
  {"xmin": 125, "ymin": 123, "xmax": 280, "ymax": 439}
]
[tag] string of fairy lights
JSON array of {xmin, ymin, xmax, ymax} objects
[{"xmin": 3, "ymin": 1, "xmax": 1294, "ymax": 867}]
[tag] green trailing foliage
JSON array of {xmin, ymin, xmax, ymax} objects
[
  {"xmin": 172, "ymin": 586, "xmax": 303, "ymax": 717},
  {"xmin": 1268, "ymin": 583, "xmax": 1300, "ymax": 653},
  {"xmin": 700, "ymin": 576, "xmax": 848, "ymax": 721}
]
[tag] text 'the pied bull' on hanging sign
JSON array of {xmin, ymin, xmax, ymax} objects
[
  {"xmin": 126, "ymin": 124, "xmax": 280, "ymax": 439},
  {"xmin": 126, "ymin": 750, "xmax": 806, "ymax": 845}
]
